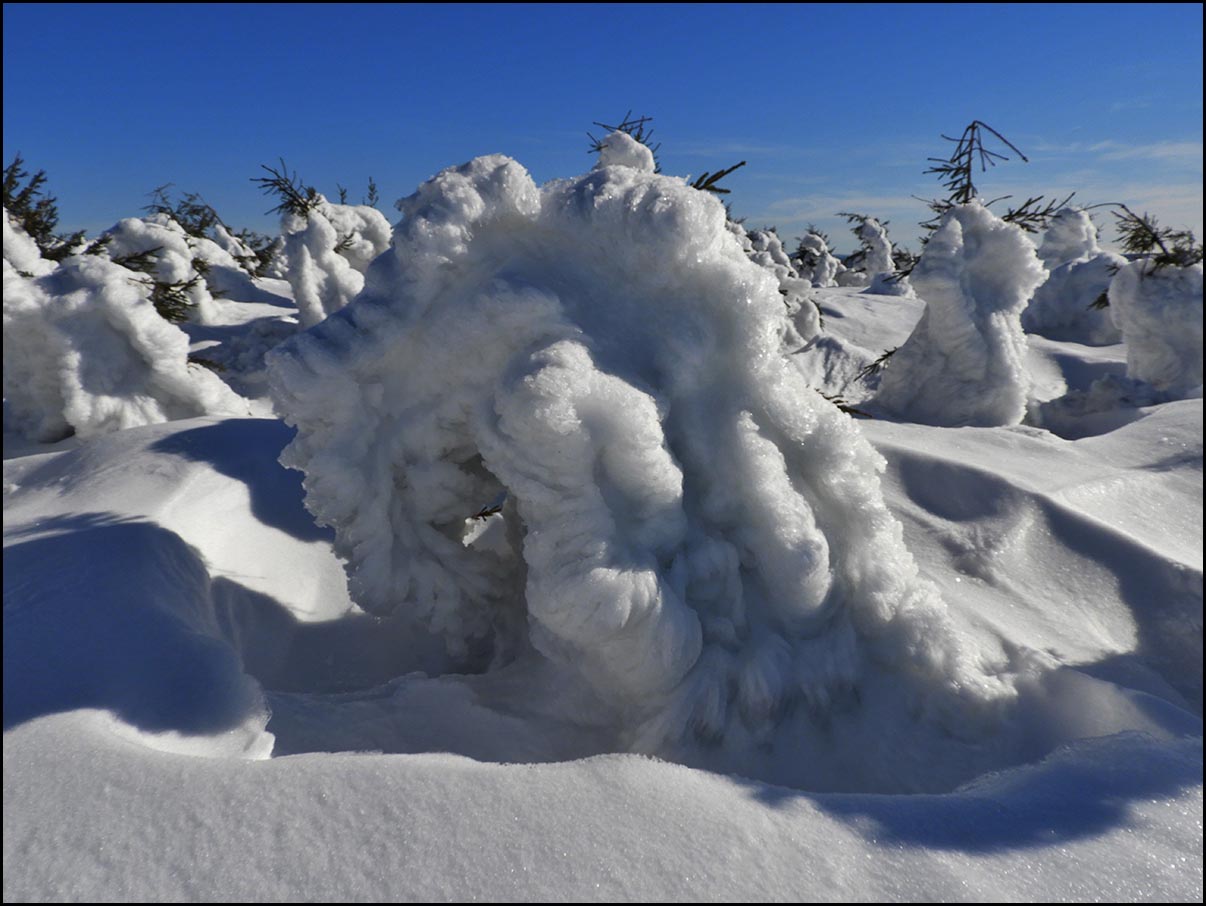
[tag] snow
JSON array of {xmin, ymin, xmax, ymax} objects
[{"xmin": 3, "ymin": 143, "xmax": 1202, "ymax": 902}]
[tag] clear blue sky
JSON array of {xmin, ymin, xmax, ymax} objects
[{"xmin": 4, "ymin": 2, "xmax": 1202, "ymax": 253}]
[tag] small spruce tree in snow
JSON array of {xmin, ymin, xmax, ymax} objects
[
  {"xmin": 2, "ymin": 154, "xmax": 86, "ymax": 262},
  {"xmin": 1021, "ymin": 207, "xmax": 1125, "ymax": 345},
  {"xmin": 253, "ymin": 158, "xmax": 391, "ymax": 328},
  {"xmin": 793, "ymin": 227, "xmax": 842, "ymax": 288},
  {"xmin": 1105, "ymin": 206, "xmax": 1203, "ymax": 395},
  {"xmin": 838, "ymin": 212, "xmax": 912, "ymax": 295},
  {"xmin": 873, "ymin": 200, "xmax": 1047, "ymax": 426}
]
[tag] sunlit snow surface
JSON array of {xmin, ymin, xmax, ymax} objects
[{"xmin": 4, "ymin": 279, "xmax": 1203, "ymax": 896}]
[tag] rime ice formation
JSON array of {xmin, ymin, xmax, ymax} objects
[
  {"xmin": 874, "ymin": 201, "xmax": 1047, "ymax": 426},
  {"xmin": 3, "ymin": 244, "xmax": 249, "ymax": 442},
  {"xmin": 1109, "ymin": 260, "xmax": 1204, "ymax": 396},
  {"xmin": 1022, "ymin": 208, "xmax": 1124, "ymax": 345},
  {"xmin": 741, "ymin": 228, "xmax": 822, "ymax": 347},
  {"xmin": 268, "ymin": 141, "xmax": 1018, "ymax": 778},
  {"xmin": 281, "ymin": 196, "xmax": 391, "ymax": 327}
]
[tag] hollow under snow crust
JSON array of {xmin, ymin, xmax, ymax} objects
[{"xmin": 269, "ymin": 150, "xmax": 1051, "ymax": 792}]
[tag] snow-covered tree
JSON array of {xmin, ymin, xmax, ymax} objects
[
  {"xmin": 3, "ymin": 217, "xmax": 249, "ymax": 442},
  {"xmin": 253, "ymin": 159, "xmax": 390, "ymax": 327},
  {"xmin": 874, "ymin": 201, "xmax": 1047, "ymax": 426},
  {"xmin": 794, "ymin": 228, "xmax": 842, "ymax": 288},
  {"xmin": 267, "ymin": 137, "xmax": 1020, "ymax": 786},
  {"xmin": 1021, "ymin": 208, "xmax": 1124, "ymax": 344}
]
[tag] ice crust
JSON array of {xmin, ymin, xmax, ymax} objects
[
  {"xmin": 269, "ymin": 142, "xmax": 1024, "ymax": 768},
  {"xmin": 874, "ymin": 201, "xmax": 1047, "ymax": 426},
  {"xmin": 1022, "ymin": 208, "xmax": 1124, "ymax": 345},
  {"xmin": 281, "ymin": 196, "xmax": 392, "ymax": 327},
  {"xmin": 3, "ymin": 240, "xmax": 249, "ymax": 441}
]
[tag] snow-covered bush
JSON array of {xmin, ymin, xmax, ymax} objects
[
  {"xmin": 874, "ymin": 201, "xmax": 1047, "ymax": 426},
  {"xmin": 1109, "ymin": 259, "xmax": 1203, "ymax": 396},
  {"xmin": 1021, "ymin": 208, "xmax": 1124, "ymax": 344},
  {"xmin": 3, "ymin": 236, "xmax": 249, "ymax": 442},
  {"xmin": 844, "ymin": 214, "xmax": 911, "ymax": 296},
  {"xmin": 269, "ymin": 138, "xmax": 1017, "ymax": 778}
]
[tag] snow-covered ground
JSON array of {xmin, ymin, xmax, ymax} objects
[{"xmin": 3, "ymin": 155, "xmax": 1202, "ymax": 900}]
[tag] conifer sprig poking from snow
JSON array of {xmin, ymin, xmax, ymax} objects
[{"xmin": 268, "ymin": 137, "xmax": 1019, "ymax": 782}]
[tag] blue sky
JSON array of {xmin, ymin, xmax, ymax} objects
[{"xmin": 4, "ymin": 3, "xmax": 1202, "ymax": 253}]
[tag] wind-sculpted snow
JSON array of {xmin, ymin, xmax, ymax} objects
[
  {"xmin": 2, "ymin": 252, "xmax": 249, "ymax": 442},
  {"xmin": 281, "ymin": 196, "xmax": 392, "ymax": 328},
  {"xmin": 875, "ymin": 201, "xmax": 1047, "ymax": 426},
  {"xmin": 268, "ymin": 144, "xmax": 1040, "ymax": 787},
  {"xmin": 1109, "ymin": 260, "xmax": 1203, "ymax": 397},
  {"xmin": 1022, "ymin": 208, "xmax": 1123, "ymax": 345}
]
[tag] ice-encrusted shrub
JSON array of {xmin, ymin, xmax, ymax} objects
[
  {"xmin": 280, "ymin": 195, "xmax": 391, "ymax": 327},
  {"xmin": 268, "ymin": 138, "xmax": 1020, "ymax": 784},
  {"xmin": 874, "ymin": 201, "xmax": 1047, "ymax": 426},
  {"xmin": 1109, "ymin": 259, "xmax": 1203, "ymax": 396},
  {"xmin": 3, "ymin": 245, "xmax": 248, "ymax": 442},
  {"xmin": 1021, "ymin": 208, "xmax": 1123, "ymax": 344}
]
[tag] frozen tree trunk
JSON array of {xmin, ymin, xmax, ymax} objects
[{"xmin": 874, "ymin": 202, "xmax": 1047, "ymax": 426}]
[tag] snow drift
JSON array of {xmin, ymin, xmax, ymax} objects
[
  {"xmin": 874, "ymin": 201, "xmax": 1047, "ymax": 426},
  {"xmin": 265, "ymin": 138, "xmax": 1055, "ymax": 790}
]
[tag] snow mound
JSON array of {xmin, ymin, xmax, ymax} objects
[
  {"xmin": 268, "ymin": 142, "xmax": 1031, "ymax": 787},
  {"xmin": 1023, "ymin": 209, "xmax": 1123, "ymax": 345},
  {"xmin": 281, "ymin": 196, "xmax": 392, "ymax": 327},
  {"xmin": 3, "ymin": 253, "xmax": 249, "ymax": 442},
  {"xmin": 874, "ymin": 201, "xmax": 1047, "ymax": 426}
]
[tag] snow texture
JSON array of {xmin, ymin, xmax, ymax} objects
[
  {"xmin": 268, "ymin": 141, "xmax": 1028, "ymax": 781},
  {"xmin": 874, "ymin": 201, "xmax": 1047, "ymax": 426},
  {"xmin": 281, "ymin": 196, "xmax": 391, "ymax": 327},
  {"xmin": 1108, "ymin": 260, "xmax": 1203, "ymax": 396},
  {"xmin": 1022, "ymin": 208, "xmax": 1124, "ymax": 345},
  {"xmin": 3, "ymin": 251, "xmax": 249, "ymax": 442}
]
